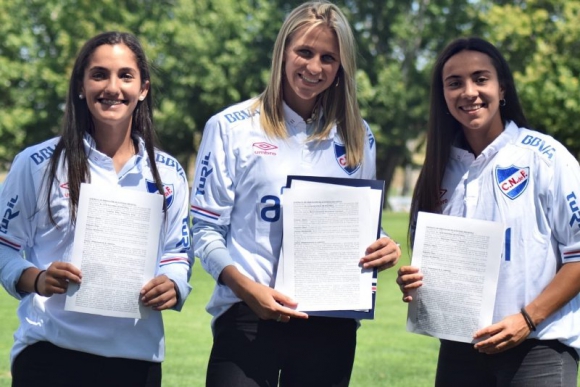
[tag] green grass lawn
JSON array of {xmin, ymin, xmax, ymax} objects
[{"xmin": 9, "ymin": 211, "xmax": 561, "ymax": 386}]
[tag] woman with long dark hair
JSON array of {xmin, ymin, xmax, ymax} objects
[
  {"xmin": 397, "ymin": 37, "xmax": 580, "ymax": 386},
  {"xmin": 0, "ymin": 31, "xmax": 192, "ymax": 386}
]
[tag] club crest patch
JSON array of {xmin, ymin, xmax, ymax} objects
[
  {"xmin": 334, "ymin": 142, "xmax": 360, "ymax": 175},
  {"xmin": 59, "ymin": 182, "xmax": 70, "ymax": 198},
  {"xmin": 146, "ymin": 180, "xmax": 174, "ymax": 208},
  {"xmin": 495, "ymin": 165, "xmax": 529, "ymax": 200}
]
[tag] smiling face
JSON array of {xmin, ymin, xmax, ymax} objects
[
  {"xmin": 282, "ymin": 24, "xmax": 341, "ymax": 119},
  {"xmin": 80, "ymin": 43, "xmax": 149, "ymax": 132},
  {"xmin": 442, "ymin": 50, "xmax": 505, "ymax": 148}
]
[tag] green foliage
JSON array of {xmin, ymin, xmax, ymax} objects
[
  {"xmin": 0, "ymin": 0, "xmax": 578, "ymax": 174},
  {"xmin": 143, "ymin": 0, "xmax": 280, "ymax": 164},
  {"xmin": 485, "ymin": 0, "xmax": 580, "ymax": 157},
  {"xmin": 0, "ymin": 0, "xmax": 279, "ymax": 169}
]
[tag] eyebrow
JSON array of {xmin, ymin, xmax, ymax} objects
[
  {"xmin": 295, "ymin": 44, "xmax": 338, "ymax": 57},
  {"xmin": 443, "ymin": 69, "xmax": 493, "ymax": 82},
  {"xmin": 87, "ymin": 66, "xmax": 138, "ymax": 73}
]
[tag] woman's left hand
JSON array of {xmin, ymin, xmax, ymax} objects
[
  {"xmin": 359, "ymin": 237, "xmax": 401, "ymax": 272},
  {"xmin": 141, "ymin": 275, "xmax": 177, "ymax": 311},
  {"xmin": 473, "ymin": 312, "xmax": 532, "ymax": 354}
]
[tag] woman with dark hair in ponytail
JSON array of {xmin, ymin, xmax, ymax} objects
[{"xmin": 0, "ymin": 31, "xmax": 192, "ymax": 386}]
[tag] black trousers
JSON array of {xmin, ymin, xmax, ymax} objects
[
  {"xmin": 11, "ymin": 341, "xmax": 162, "ymax": 387},
  {"xmin": 435, "ymin": 339, "xmax": 579, "ymax": 387},
  {"xmin": 206, "ymin": 302, "xmax": 358, "ymax": 387}
]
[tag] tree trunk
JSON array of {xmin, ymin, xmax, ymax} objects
[{"xmin": 376, "ymin": 145, "xmax": 405, "ymax": 211}]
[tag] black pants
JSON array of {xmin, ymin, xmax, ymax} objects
[
  {"xmin": 206, "ymin": 302, "xmax": 358, "ymax": 387},
  {"xmin": 11, "ymin": 341, "xmax": 162, "ymax": 387},
  {"xmin": 435, "ymin": 339, "xmax": 579, "ymax": 387}
]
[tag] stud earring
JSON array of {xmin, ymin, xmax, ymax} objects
[
  {"xmin": 79, "ymin": 94, "xmax": 84, "ymax": 100},
  {"xmin": 139, "ymin": 96, "xmax": 145, "ymax": 101},
  {"xmin": 335, "ymin": 77, "xmax": 340, "ymax": 88}
]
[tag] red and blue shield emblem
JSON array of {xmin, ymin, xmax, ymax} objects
[
  {"xmin": 146, "ymin": 180, "xmax": 174, "ymax": 208},
  {"xmin": 495, "ymin": 165, "xmax": 529, "ymax": 200},
  {"xmin": 334, "ymin": 142, "xmax": 360, "ymax": 175}
]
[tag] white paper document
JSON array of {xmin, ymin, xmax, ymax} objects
[
  {"xmin": 65, "ymin": 183, "xmax": 163, "ymax": 319},
  {"xmin": 407, "ymin": 212, "xmax": 504, "ymax": 343},
  {"xmin": 275, "ymin": 181, "xmax": 379, "ymax": 312}
]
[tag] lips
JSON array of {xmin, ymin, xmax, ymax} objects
[
  {"xmin": 98, "ymin": 98, "xmax": 127, "ymax": 106},
  {"xmin": 461, "ymin": 103, "xmax": 486, "ymax": 112},
  {"xmin": 299, "ymin": 73, "xmax": 321, "ymax": 84}
]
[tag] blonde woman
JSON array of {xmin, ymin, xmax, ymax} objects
[{"xmin": 191, "ymin": 2, "xmax": 400, "ymax": 386}]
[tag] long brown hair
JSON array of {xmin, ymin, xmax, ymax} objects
[
  {"xmin": 46, "ymin": 31, "xmax": 166, "ymax": 225},
  {"xmin": 409, "ymin": 37, "xmax": 529, "ymax": 244}
]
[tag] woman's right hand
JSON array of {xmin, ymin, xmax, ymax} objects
[
  {"xmin": 220, "ymin": 266, "xmax": 308, "ymax": 323},
  {"xmin": 39, "ymin": 262, "xmax": 82, "ymax": 297},
  {"xmin": 395, "ymin": 265, "xmax": 423, "ymax": 303}
]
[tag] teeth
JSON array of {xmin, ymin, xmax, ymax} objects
[
  {"xmin": 100, "ymin": 99, "xmax": 123, "ymax": 105},
  {"xmin": 302, "ymin": 74, "xmax": 320, "ymax": 84},
  {"xmin": 463, "ymin": 104, "xmax": 482, "ymax": 111}
]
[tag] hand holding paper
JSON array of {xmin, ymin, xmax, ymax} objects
[
  {"xmin": 65, "ymin": 183, "xmax": 163, "ymax": 319},
  {"xmin": 140, "ymin": 274, "xmax": 178, "ymax": 311},
  {"xmin": 360, "ymin": 237, "xmax": 400, "ymax": 271},
  {"xmin": 275, "ymin": 175, "xmax": 385, "ymax": 319},
  {"xmin": 220, "ymin": 265, "xmax": 308, "ymax": 323},
  {"xmin": 406, "ymin": 211, "xmax": 504, "ymax": 343},
  {"xmin": 396, "ymin": 265, "xmax": 423, "ymax": 302},
  {"xmin": 36, "ymin": 262, "xmax": 82, "ymax": 297}
]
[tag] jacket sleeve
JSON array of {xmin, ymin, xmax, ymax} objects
[
  {"xmin": 550, "ymin": 143, "xmax": 580, "ymax": 264},
  {"xmin": 362, "ymin": 121, "xmax": 377, "ymax": 180},
  {"xmin": 0, "ymin": 151, "xmax": 38, "ymax": 299},
  {"xmin": 156, "ymin": 160, "xmax": 193, "ymax": 311},
  {"xmin": 189, "ymin": 114, "xmax": 236, "ymax": 281}
]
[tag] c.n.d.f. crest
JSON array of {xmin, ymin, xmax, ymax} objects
[
  {"xmin": 495, "ymin": 165, "xmax": 530, "ymax": 200},
  {"xmin": 333, "ymin": 142, "xmax": 360, "ymax": 175},
  {"xmin": 146, "ymin": 180, "xmax": 174, "ymax": 208}
]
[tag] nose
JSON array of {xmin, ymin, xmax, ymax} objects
[
  {"xmin": 462, "ymin": 80, "xmax": 478, "ymax": 98},
  {"xmin": 306, "ymin": 56, "xmax": 322, "ymax": 75},
  {"xmin": 104, "ymin": 75, "xmax": 121, "ymax": 95}
]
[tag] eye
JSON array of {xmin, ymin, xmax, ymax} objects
[
  {"xmin": 91, "ymin": 71, "xmax": 105, "ymax": 80},
  {"xmin": 297, "ymin": 49, "xmax": 312, "ymax": 58},
  {"xmin": 322, "ymin": 54, "xmax": 336, "ymax": 63},
  {"xmin": 476, "ymin": 76, "xmax": 488, "ymax": 84},
  {"xmin": 121, "ymin": 72, "xmax": 135, "ymax": 81},
  {"xmin": 446, "ymin": 80, "xmax": 460, "ymax": 88}
]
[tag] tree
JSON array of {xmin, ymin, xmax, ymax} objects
[
  {"xmin": 0, "ymin": 0, "xmax": 44, "ymax": 166},
  {"xmin": 0, "ymin": 0, "xmax": 181, "ymax": 165},
  {"xmin": 142, "ymin": 0, "xmax": 281, "ymax": 171},
  {"xmin": 2, "ymin": 0, "xmax": 577, "ymax": 187},
  {"xmin": 0, "ymin": 0, "xmax": 282, "ymax": 173},
  {"xmin": 335, "ymin": 0, "xmax": 487, "ymax": 206},
  {"xmin": 483, "ymin": 0, "xmax": 580, "ymax": 157}
]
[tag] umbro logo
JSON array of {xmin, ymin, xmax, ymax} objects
[{"xmin": 253, "ymin": 142, "xmax": 278, "ymax": 156}]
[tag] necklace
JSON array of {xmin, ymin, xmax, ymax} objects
[{"xmin": 305, "ymin": 107, "xmax": 318, "ymax": 124}]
